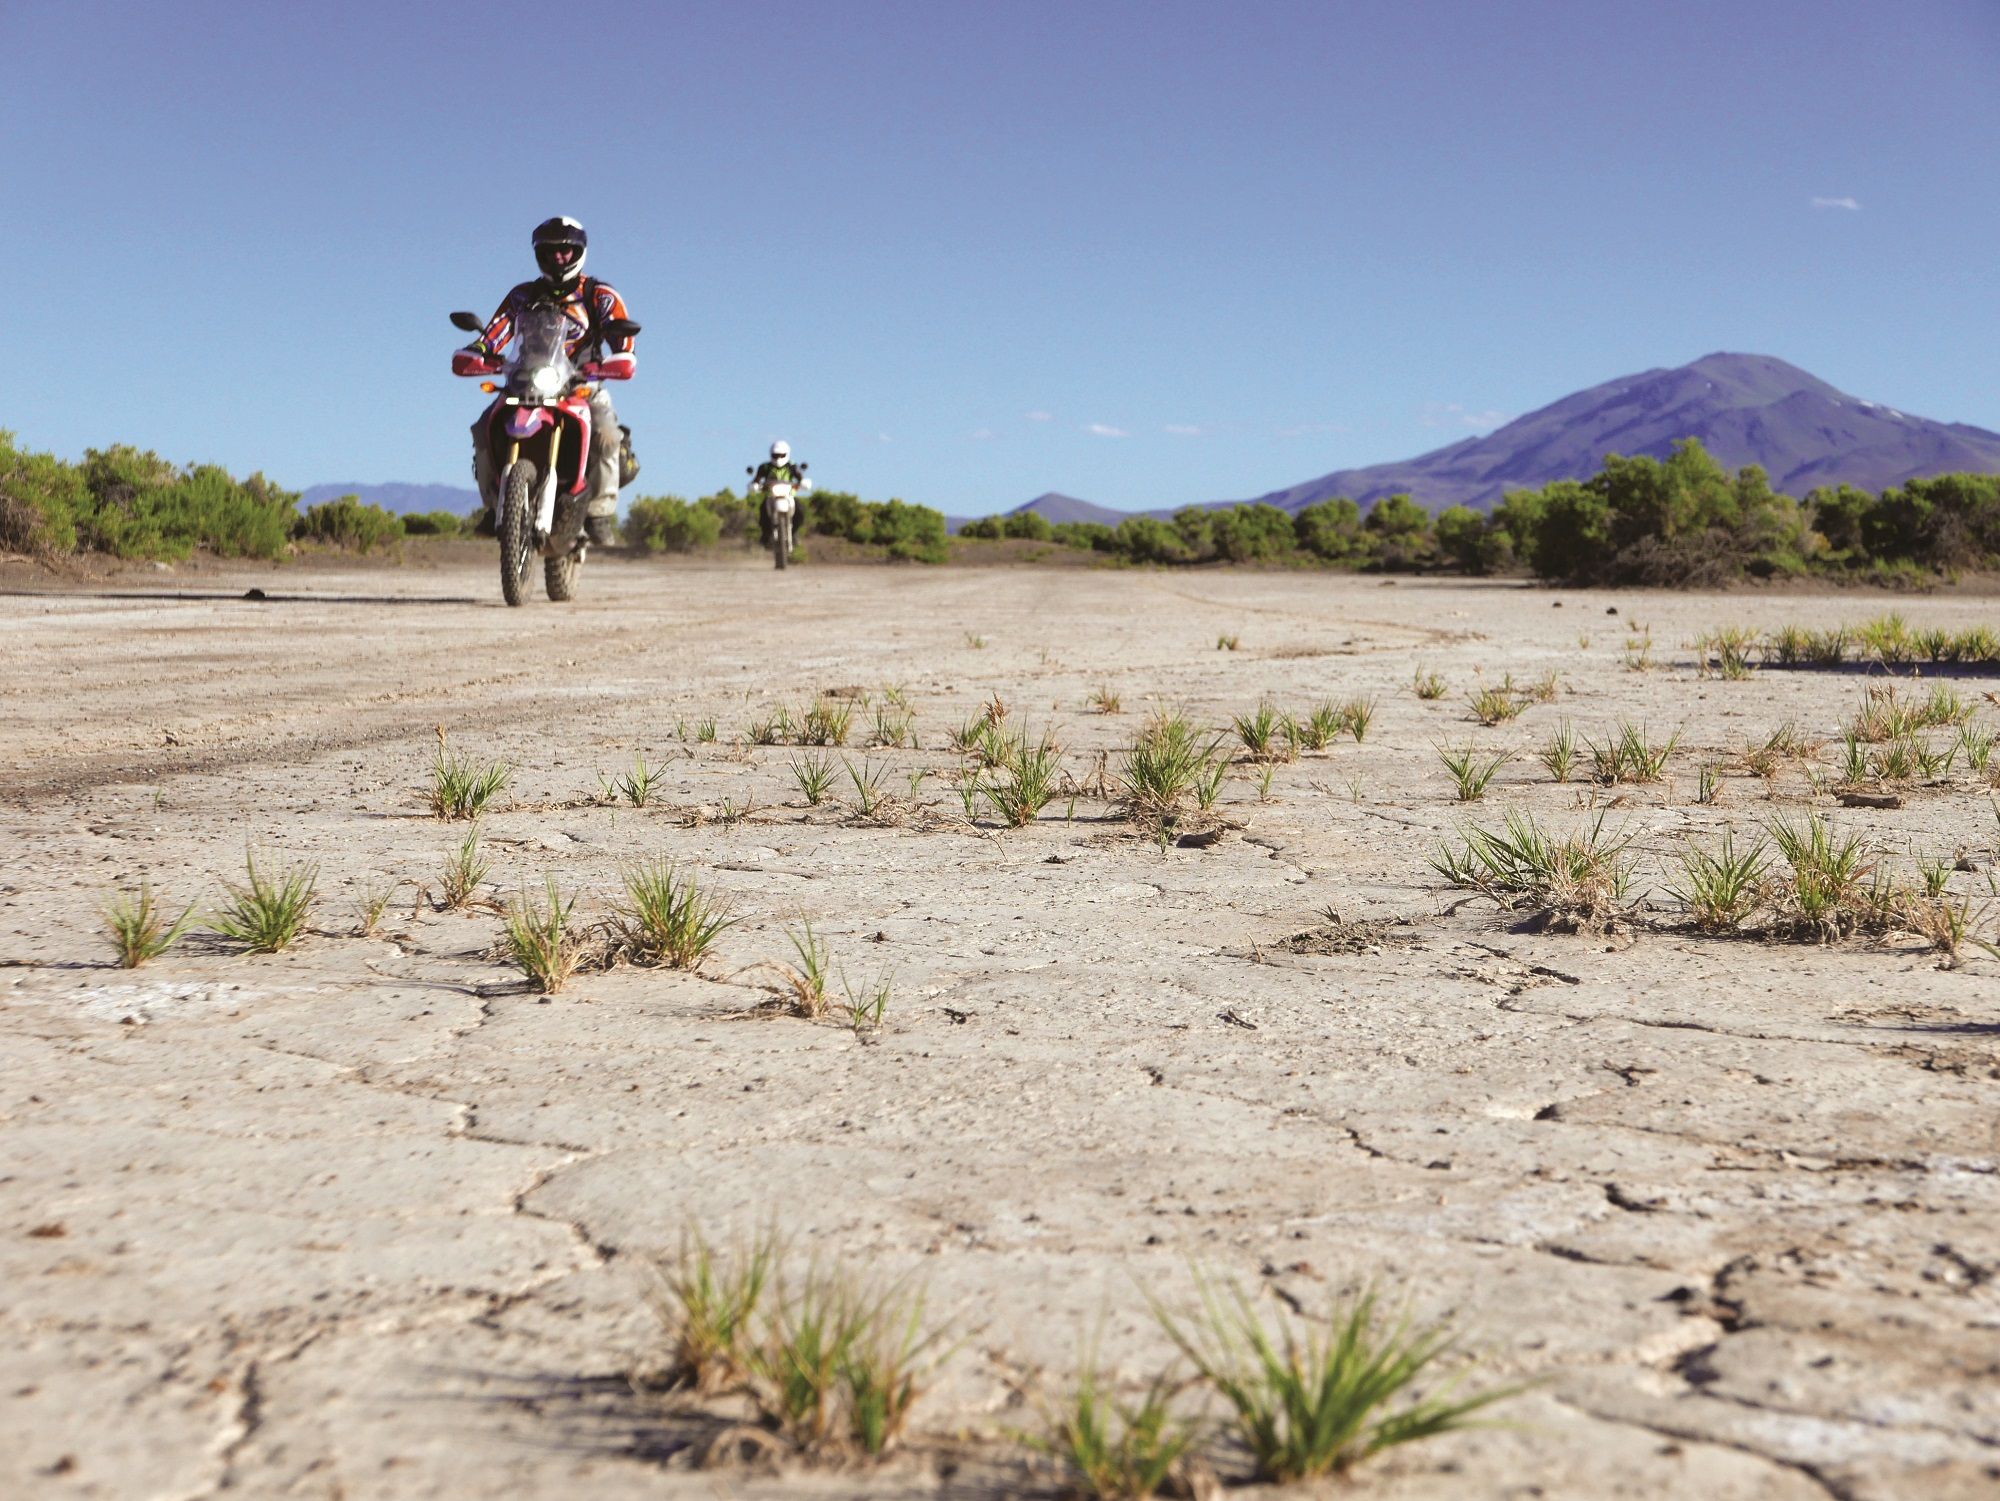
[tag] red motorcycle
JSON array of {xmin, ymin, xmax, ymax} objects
[{"xmin": 450, "ymin": 303, "xmax": 639, "ymax": 605}]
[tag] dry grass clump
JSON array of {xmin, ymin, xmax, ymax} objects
[
  {"xmin": 502, "ymin": 874, "xmax": 589, "ymax": 992},
  {"xmin": 797, "ymin": 697, "xmax": 855, "ymax": 747},
  {"xmin": 1088, "ymin": 684, "xmax": 1123, "ymax": 715},
  {"xmin": 607, "ymin": 753, "xmax": 670, "ymax": 807},
  {"xmin": 212, "ymin": 851, "xmax": 317, "ymax": 953},
  {"xmin": 438, "ymin": 827, "xmax": 490, "ymax": 910},
  {"xmin": 105, "ymin": 880, "xmax": 197, "ymax": 967},
  {"xmin": 1466, "ymin": 683, "xmax": 1524, "ymax": 726},
  {"xmin": 1537, "ymin": 722, "xmax": 1578, "ymax": 783},
  {"xmin": 1668, "ymin": 832, "xmax": 1770, "ymax": 933},
  {"xmin": 1412, "ymin": 667, "xmax": 1447, "ymax": 701},
  {"xmin": 1431, "ymin": 810, "xmax": 1634, "ymax": 931},
  {"xmin": 871, "ymin": 702, "xmax": 916, "ymax": 748},
  {"xmin": 429, "ymin": 731, "xmax": 511, "ymax": 819},
  {"xmin": 1153, "ymin": 1279, "xmax": 1515, "ymax": 1485},
  {"xmin": 1043, "ymin": 1367, "xmax": 1203, "ymax": 1501},
  {"xmin": 644, "ymin": 1233, "xmax": 951, "ymax": 1460},
  {"xmin": 605, "ymin": 860, "xmax": 734, "ymax": 970},
  {"xmin": 775, "ymin": 920, "xmax": 833, "ymax": 1018},
  {"xmin": 1760, "ymin": 616, "xmax": 2000, "ymax": 671},
  {"xmin": 353, "ymin": 880, "xmax": 398, "ymax": 936},
  {"xmin": 789, "ymin": 750, "xmax": 837, "ymax": 805}
]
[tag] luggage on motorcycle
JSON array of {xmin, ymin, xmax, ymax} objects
[{"xmin": 617, "ymin": 425, "xmax": 640, "ymax": 489}]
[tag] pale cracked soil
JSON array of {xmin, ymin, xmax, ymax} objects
[{"xmin": 2, "ymin": 556, "xmax": 1997, "ymax": 1500}]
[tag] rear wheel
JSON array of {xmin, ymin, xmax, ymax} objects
[
  {"xmin": 545, "ymin": 551, "xmax": 579, "ymax": 601},
  {"xmin": 499, "ymin": 461, "xmax": 537, "ymax": 607}
]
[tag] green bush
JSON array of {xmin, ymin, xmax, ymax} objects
[
  {"xmin": 697, "ymin": 487, "xmax": 755, "ymax": 541},
  {"xmin": 67, "ymin": 445, "xmax": 298, "ymax": 560},
  {"xmin": 0, "ymin": 430, "xmax": 90, "ymax": 552},
  {"xmin": 400, "ymin": 509, "xmax": 468, "ymax": 537},
  {"xmin": 1051, "ymin": 520, "xmax": 1112, "ymax": 550},
  {"xmin": 625, "ymin": 495, "xmax": 721, "ymax": 553},
  {"xmin": 1293, "ymin": 497, "xmax": 1368, "ymax": 564},
  {"xmin": 295, "ymin": 495, "xmax": 403, "ymax": 554},
  {"xmin": 1001, "ymin": 510, "xmax": 1053, "ymax": 541},
  {"xmin": 957, "ymin": 516, "xmax": 1003, "ymax": 540},
  {"xmin": 865, "ymin": 499, "xmax": 948, "ymax": 562}
]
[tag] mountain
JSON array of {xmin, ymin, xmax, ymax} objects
[
  {"xmin": 983, "ymin": 354, "xmax": 2000, "ymax": 521},
  {"xmin": 1006, "ymin": 493, "xmax": 1131, "ymax": 526},
  {"xmin": 1228, "ymin": 353, "xmax": 2000, "ymax": 514},
  {"xmin": 299, "ymin": 482, "xmax": 480, "ymax": 515}
]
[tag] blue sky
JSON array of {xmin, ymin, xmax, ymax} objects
[{"xmin": 3, "ymin": 0, "xmax": 1997, "ymax": 514}]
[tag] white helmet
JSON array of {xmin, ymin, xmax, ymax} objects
[{"xmin": 770, "ymin": 440, "xmax": 790, "ymax": 463}]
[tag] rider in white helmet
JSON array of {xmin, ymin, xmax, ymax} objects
[{"xmin": 748, "ymin": 440, "xmax": 812, "ymax": 552}]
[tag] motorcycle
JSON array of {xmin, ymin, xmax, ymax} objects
[
  {"xmin": 747, "ymin": 462, "xmax": 811, "ymax": 570},
  {"xmin": 451, "ymin": 304, "xmax": 639, "ymax": 605}
]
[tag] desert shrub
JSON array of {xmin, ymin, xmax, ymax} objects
[
  {"xmin": 1052, "ymin": 520, "xmax": 1113, "ymax": 549},
  {"xmin": 1293, "ymin": 497, "xmax": 1368, "ymax": 563},
  {"xmin": 0, "ymin": 430, "xmax": 90, "ymax": 552},
  {"xmin": 625, "ymin": 494, "xmax": 720, "ymax": 553},
  {"xmin": 1210, "ymin": 502, "xmax": 1293, "ymax": 562},
  {"xmin": 295, "ymin": 495, "xmax": 403, "ymax": 553},
  {"xmin": 399, "ymin": 509, "xmax": 466, "ymax": 536},
  {"xmin": 1114, "ymin": 515, "xmax": 1191, "ymax": 564},
  {"xmin": 1432, "ymin": 504, "xmax": 1488, "ymax": 573},
  {"xmin": 957, "ymin": 516, "xmax": 1003, "ymax": 539},
  {"xmin": 866, "ymin": 499, "xmax": 949, "ymax": 562},
  {"xmin": 1002, "ymin": 510, "xmax": 1054, "ymax": 542}
]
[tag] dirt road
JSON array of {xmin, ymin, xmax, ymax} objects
[{"xmin": 3, "ymin": 556, "xmax": 1996, "ymax": 1498}]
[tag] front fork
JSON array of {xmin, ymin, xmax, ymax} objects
[{"xmin": 506, "ymin": 429, "xmax": 564, "ymax": 541}]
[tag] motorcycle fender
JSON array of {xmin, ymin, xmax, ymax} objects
[
  {"xmin": 506, "ymin": 406, "xmax": 552, "ymax": 441},
  {"xmin": 565, "ymin": 400, "xmax": 594, "ymax": 495}
]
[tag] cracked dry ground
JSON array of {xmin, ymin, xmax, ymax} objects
[{"xmin": 2, "ymin": 558, "xmax": 1997, "ymax": 1500}]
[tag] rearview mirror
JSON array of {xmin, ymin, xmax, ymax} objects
[
  {"xmin": 449, "ymin": 310, "xmax": 483, "ymax": 332},
  {"xmin": 745, "ymin": 466, "xmax": 755, "ymax": 476},
  {"xmin": 602, "ymin": 318, "xmax": 641, "ymax": 341}
]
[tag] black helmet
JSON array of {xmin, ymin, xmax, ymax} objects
[{"xmin": 532, "ymin": 216, "xmax": 587, "ymax": 285}]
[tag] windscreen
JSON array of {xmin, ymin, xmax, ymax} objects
[{"xmin": 508, "ymin": 304, "xmax": 577, "ymax": 386}]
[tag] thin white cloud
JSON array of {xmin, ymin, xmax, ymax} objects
[
  {"xmin": 1163, "ymin": 423, "xmax": 1202, "ymax": 436},
  {"xmin": 1084, "ymin": 423, "xmax": 1129, "ymax": 438},
  {"xmin": 1811, "ymin": 196, "xmax": 1861, "ymax": 211},
  {"xmin": 1420, "ymin": 402, "xmax": 1510, "ymax": 433},
  {"xmin": 876, "ymin": 431, "xmax": 893, "ymax": 443},
  {"xmin": 968, "ymin": 427, "xmax": 997, "ymax": 440},
  {"xmin": 1024, "ymin": 409, "xmax": 1055, "ymax": 422},
  {"xmin": 1277, "ymin": 420, "xmax": 1350, "ymax": 438}
]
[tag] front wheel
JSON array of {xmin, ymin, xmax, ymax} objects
[
  {"xmin": 545, "ymin": 551, "xmax": 579, "ymax": 601},
  {"xmin": 773, "ymin": 511, "xmax": 791, "ymax": 570},
  {"xmin": 499, "ymin": 460, "xmax": 537, "ymax": 607}
]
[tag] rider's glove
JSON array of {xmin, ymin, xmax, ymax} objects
[
  {"xmin": 453, "ymin": 348, "xmax": 500, "ymax": 376},
  {"xmin": 586, "ymin": 352, "xmax": 637, "ymax": 381}
]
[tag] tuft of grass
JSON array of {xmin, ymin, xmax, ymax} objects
[
  {"xmin": 1694, "ymin": 626, "xmax": 1757, "ymax": 680},
  {"xmin": 606, "ymin": 860, "xmax": 735, "ymax": 970},
  {"xmin": 695, "ymin": 718, "xmax": 718, "ymax": 744},
  {"xmin": 1338, "ymin": 696, "xmax": 1378, "ymax": 742},
  {"xmin": 777, "ymin": 920, "xmax": 832, "ymax": 1018},
  {"xmin": 1537, "ymin": 722, "xmax": 1578, "ymax": 784},
  {"xmin": 978, "ymin": 726, "xmax": 1064, "ymax": 827},
  {"xmin": 105, "ymin": 880, "xmax": 197, "ymax": 967},
  {"xmin": 1695, "ymin": 762, "xmax": 1723, "ymax": 805},
  {"xmin": 748, "ymin": 707, "xmax": 794, "ymax": 746},
  {"xmin": 429, "ymin": 739, "xmax": 511, "ymax": 820},
  {"xmin": 1437, "ymin": 743, "xmax": 1510, "ymax": 802},
  {"xmin": 1088, "ymin": 684, "xmax": 1123, "ymax": 715},
  {"xmin": 871, "ymin": 703, "xmax": 916, "ymax": 749},
  {"xmin": 844, "ymin": 756, "xmax": 893, "ymax": 819},
  {"xmin": 1956, "ymin": 722, "xmax": 1996, "ymax": 777},
  {"xmin": 1768, "ymin": 811, "xmax": 1873, "ymax": 940},
  {"xmin": 1154, "ymin": 1279, "xmax": 1515, "ymax": 1484},
  {"xmin": 1412, "ymin": 668, "xmax": 1447, "ymax": 701},
  {"xmin": 1233, "ymin": 703, "xmax": 1289, "ymax": 762},
  {"xmin": 799, "ymin": 696, "xmax": 855, "ymax": 747},
  {"xmin": 647, "ymin": 1229, "xmax": 775, "ymax": 1394},
  {"xmin": 1669, "ymin": 832, "xmax": 1770, "ymax": 933},
  {"xmin": 1121, "ymin": 712, "xmax": 1229, "ymax": 829},
  {"xmin": 211, "ymin": 851, "xmax": 317, "ymax": 953},
  {"xmin": 790, "ymin": 750, "xmax": 837, "ymax": 806},
  {"xmin": 353, "ymin": 880, "xmax": 398, "ymax": 937},
  {"xmin": 502, "ymin": 874, "xmax": 588, "ymax": 992},
  {"xmin": 1044, "ymin": 1367, "xmax": 1202, "ymax": 1501},
  {"xmin": 1216, "ymin": 633, "xmax": 1240, "ymax": 652},
  {"xmin": 1586, "ymin": 720, "xmax": 1679, "ymax": 784},
  {"xmin": 439, "ymin": 826, "xmax": 489, "ymax": 910},
  {"xmin": 965, "ymin": 631, "xmax": 987, "ymax": 650},
  {"xmin": 1525, "ymin": 670, "xmax": 1562, "ymax": 703},
  {"xmin": 1466, "ymin": 684, "xmax": 1523, "ymax": 727},
  {"xmin": 1295, "ymin": 702, "xmax": 1341, "ymax": 751},
  {"xmin": 833, "ymin": 1282, "xmax": 951, "ymax": 1457},
  {"xmin": 841, "ymin": 970, "xmax": 892, "ymax": 1031},
  {"xmin": 1430, "ymin": 810, "xmax": 1633, "ymax": 931},
  {"xmin": 612, "ymin": 752, "xmax": 669, "ymax": 807}
]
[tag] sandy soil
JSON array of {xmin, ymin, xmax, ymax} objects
[{"xmin": 2, "ymin": 555, "xmax": 1996, "ymax": 1500}]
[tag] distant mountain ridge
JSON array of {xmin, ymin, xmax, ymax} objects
[{"xmin": 1003, "ymin": 352, "xmax": 2000, "ymax": 522}]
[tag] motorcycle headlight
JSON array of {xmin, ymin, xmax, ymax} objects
[{"xmin": 530, "ymin": 366, "xmax": 563, "ymax": 397}]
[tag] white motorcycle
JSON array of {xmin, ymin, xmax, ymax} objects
[{"xmin": 747, "ymin": 463, "xmax": 811, "ymax": 570}]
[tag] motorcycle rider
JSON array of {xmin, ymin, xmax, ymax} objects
[
  {"xmin": 748, "ymin": 441, "xmax": 812, "ymax": 551},
  {"xmin": 453, "ymin": 217, "xmax": 636, "ymax": 545}
]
